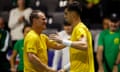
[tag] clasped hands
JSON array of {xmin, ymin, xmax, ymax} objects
[{"xmin": 49, "ymin": 34, "xmax": 62, "ymax": 43}]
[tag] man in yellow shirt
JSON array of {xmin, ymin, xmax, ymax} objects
[
  {"xmin": 49, "ymin": 1, "xmax": 94, "ymax": 72},
  {"xmin": 24, "ymin": 10, "xmax": 64, "ymax": 72}
]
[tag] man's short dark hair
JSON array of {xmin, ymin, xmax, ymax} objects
[
  {"xmin": 66, "ymin": 1, "xmax": 82, "ymax": 16},
  {"xmin": 30, "ymin": 10, "xmax": 44, "ymax": 24}
]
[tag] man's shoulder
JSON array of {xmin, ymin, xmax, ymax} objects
[
  {"xmin": 25, "ymin": 31, "xmax": 38, "ymax": 40},
  {"xmin": 99, "ymin": 29, "xmax": 109, "ymax": 37},
  {"xmin": 24, "ymin": 8, "xmax": 32, "ymax": 12},
  {"xmin": 100, "ymin": 29, "xmax": 108, "ymax": 34},
  {"xmin": 10, "ymin": 8, "xmax": 18, "ymax": 12},
  {"xmin": 40, "ymin": 33, "xmax": 48, "ymax": 39}
]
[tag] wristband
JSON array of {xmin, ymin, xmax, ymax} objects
[{"xmin": 62, "ymin": 40, "xmax": 72, "ymax": 47}]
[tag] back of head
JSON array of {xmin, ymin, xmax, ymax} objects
[{"xmin": 66, "ymin": 1, "xmax": 82, "ymax": 16}]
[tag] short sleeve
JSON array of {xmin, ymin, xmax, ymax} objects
[
  {"xmin": 76, "ymin": 28, "xmax": 87, "ymax": 40},
  {"xmin": 25, "ymin": 36, "xmax": 37, "ymax": 54},
  {"xmin": 98, "ymin": 32, "xmax": 104, "ymax": 46},
  {"xmin": 13, "ymin": 40, "xmax": 19, "ymax": 52},
  {"xmin": 45, "ymin": 35, "xmax": 58, "ymax": 48}
]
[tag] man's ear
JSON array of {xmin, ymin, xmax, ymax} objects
[{"xmin": 33, "ymin": 18, "xmax": 36, "ymax": 23}]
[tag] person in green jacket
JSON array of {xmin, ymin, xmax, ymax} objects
[
  {"xmin": 0, "ymin": 17, "xmax": 10, "ymax": 72},
  {"xmin": 97, "ymin": 13, "xmax": 120, "ymax": 72},
  {"xmin": 10, "ymin": 25, "xmax": 31, "ymax": 72}
]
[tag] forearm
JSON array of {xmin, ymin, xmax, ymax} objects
[
  {"xmin": 71, "ymin": 41, "xmax": 88, "ymax": 50},
  {"xmin": 10, "ymin": 51, "xmax": 17, "ymax": 69},
  {"xmin": 10, "ymin": 57, "xmax": 16, "ymax": 68},
  {"xmin": 10, "ymin": 54, "xmax": 17, "ymax": 72},
  {"xmin": 60, "ymin": 40, "xmax": 88, "ymax": 50},
  {"xmin": 96, "ymin": 51, "xmax": 103, "ymax": 68},
  {"xmin": 49, "ymin": 41, "xmax": 65, "ymax": 50},
  {"xmin": 49, "ymin": 35, "xmax": 88, "ymax": 50},
  {"xmin": 115, "ymin": 52, "xmax": 120, "ymax": 64},
  {"xmin": 28, "ymin": 53, "xmax": 50, "ymax": 71}
]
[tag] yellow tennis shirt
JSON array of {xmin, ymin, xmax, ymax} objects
[
  {"xmin": 70, "ymin": 22, "xmax": 94, "ymax": 72},
  {"xmin": 24, "ymin": 30, "xmax": 49, "ymax": 72}
]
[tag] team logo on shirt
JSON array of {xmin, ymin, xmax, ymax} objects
[{"xmin": 114, "ymin": 38, "xmax": 119, "ymax": 44}]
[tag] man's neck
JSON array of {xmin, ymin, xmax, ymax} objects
[
  {"xmin": 32, "ymin": 26, "xmax": 42, "ymax": 35},
  {"xmin": 72, "ymin": 18, "xmax": 81, "ymax": 28},
  {"xmin": 18, "ymin": 7, "xmax": 25, "ymax": 11}
]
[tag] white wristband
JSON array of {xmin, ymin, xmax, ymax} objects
[{"xmin": 62, "ymin": 40, "xmax": 72, "ymax": 47}]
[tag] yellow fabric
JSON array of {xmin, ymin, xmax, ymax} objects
[
  {"xmin": 87, "ymin": 0, "xmax": 100, "ymax": 4},
  {"xmin": 70, "ymin": 22, "xmax": 94, "ymax": 72},
  {"xmin": 24, "ymin": 30, "xmax": 48, "ymax": 72}
]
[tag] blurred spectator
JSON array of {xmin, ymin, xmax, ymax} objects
[
  {"xmin": 97, "ymin": 13, "xmax": 120, "ymax": 72},
  {"xmin": 94, "ymin": 17, "xmax": 109, "ymax": 71},
  {"xmin": 8, "ymin": 0, "xmax": 32, "ymax": 46},
  {"xmin": 52, "ymin": 21, "xmax": 72, "ymax": 71},
  {"xmin": 10, "ymin": 25, "xmax": 31, "ymax": 72},
  {"xmin": 94, "ymin": 17, "xmax": 110, "ymax": 52},
  {"xmin": 0, "ymin": 17, "xmax": 10, "ymax": 72}
]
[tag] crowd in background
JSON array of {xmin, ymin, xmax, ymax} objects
[{"xmin": 0, "ymin": 0, "xmax": 120, "ymax": 72}]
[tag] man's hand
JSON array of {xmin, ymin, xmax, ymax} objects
[
  {"xmin": 112, "ymin": 65, "xmax": 118, "ymax": 72},
  {"xmin": 10, "ymin": 67, "xmax": 17, "ymax": 72},
  {"xmin": 58, "ymin": 69, "xmax": 65, "ymax": 72},
  {"xmin": 98, "ymin": 66, "xmax": 104, "ymax": 72},
  {"xmin": 49, "ymin": 34, "xmax": 62, "ymax": 43},
  {"xmin": 47, "ymin": 67, "xmax": 57, "ymax": 72},
  {"xmin": 18, "ymin": 16, "xmax": 25, "ymax": 23}
]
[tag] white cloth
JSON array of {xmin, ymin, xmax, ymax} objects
[
  {"xmin": 8, "ymin": 8, "xmax": 32, "ymax": 40},
  {"xmin": 94, "ymin": 33, "xmax": 100, "ymax": 52},
  {"xmin": 52, "ymin": 31, "xmax": 70, "ymax": 70}
]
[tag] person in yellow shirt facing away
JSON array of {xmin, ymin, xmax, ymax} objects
[
  {"xmin": 49, "ymin": 1, "xmax": 94, "ymax": 72},
  {"xmin": 24, "ymin": 10, "xmax": 65, "ymax": 72}
]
